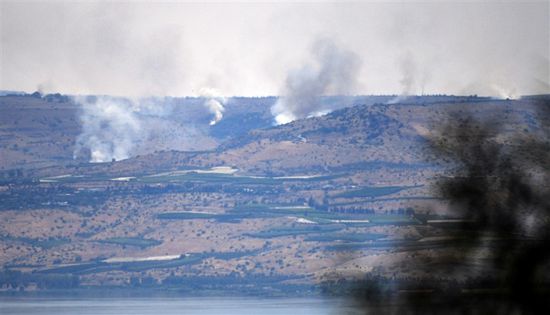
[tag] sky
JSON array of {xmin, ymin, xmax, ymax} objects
[{"xmin": 0, "ymin": 0, "xmax": 548, "ymax": 97}]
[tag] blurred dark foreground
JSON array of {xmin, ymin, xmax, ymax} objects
[{"xmin": 324, "ymin": 97, "xmax": 550, "ymax": 314}]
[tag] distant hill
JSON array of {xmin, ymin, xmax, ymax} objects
[
  {"xmin": 188, "ymin": 96, "xmax": 545, "ymax": 176},
  {"xmin": 0, "ymin": 93, "xmax": 548, "ymax": 294},
  {"xmin": 3, "ymin": 93, "xmax": 544, "ymax": 179}
]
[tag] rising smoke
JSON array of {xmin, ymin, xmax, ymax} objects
[
  {"xmin": 73, "ymin": 96, "xmax": 141, "ymax": 162},
  {"xmin": 397, "ymin": 52, "xmax": 417, "ymax": 97},
  {"xmin": 2, "ymin": 2, "xmax": 548, "ymax": 97},
  {"xmin": 387, "ymin": 52, "xmax": 431, "ymax": 104},
  {"xmin": 271, "ymin": 39, "xmax": 362, "ymax": 125},
  {"xmin": 73, "ymin": 96, "xmax": 216, "ymax": 163},
  {"xmin": 198, "ymin": 87, "xmax": 226, "ymax": 126}
]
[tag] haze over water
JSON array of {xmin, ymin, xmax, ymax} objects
[{"xmin": 0, "ymin": 297, "xmax": 356, "ymax": 315}]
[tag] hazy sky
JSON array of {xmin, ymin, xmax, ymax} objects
[{"xmin": 1, "ymin": 0, "xmax": 548, "ymax": 97}]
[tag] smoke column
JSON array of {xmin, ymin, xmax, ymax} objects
[
  {"xmin": 198, "ymin": 87, "xmax": 226, "ymax": 126},
  {"xmin": 73, "ymin": 96, "xmax": 141, "ymax": 162},
  {"xmin": 387, "ymin": 52, "xmax": 430, "ymax": 104},
  {"xmin": 73, "ymin": 96, "xmax": 215, "ymax": 163},
  {"xmin": 271, "ymin": 39, "xmax": 362, "ymax": 125},
  {"xmin": 205, "ymin": 99, "xmax": 225, "ymax": 126},
  {"xmin": 398, "ymin": 53, "xmax": 416, "ymax": 97}
]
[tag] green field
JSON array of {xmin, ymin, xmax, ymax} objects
[
  {"xmin": 157, "ymin": 212, "xmax": 218, "ymax": 220},
  {"xmin": 139, "ymin": 172, "xmax": 280, "ymax": 185},
  {"xmin": 38, "ymin": 169, "xmax": 344, "ymax": 186},
  {"xmin": 334, "ymin": 185, "xmax": 419, "ymax": 198},
  {"xmin": 246, "ymin": 225, "xmax": 344, "ymax": 238},
  {"xmin": 38, "ymin": 250, "xmax": 258, "ymax": 275},
  {"xmin": 157, "ymin": 204, "xmax": 421, "ymax": 227},
  {"xmin": 323, "ymin": 237, "xmax": 469, "ymax": 251},
  {"xmin": 39, "ymin": 254, "xmax": 203, "ymax": 274},
  {"xmin": 304, "ymin": 232, "xmax": 386, "ymax": 242},
  {"xmin": 97, "ymin": 237, "xmax": 161, "ymax": 248},
  {"xmin": 157, "ymin": 204, "xmax": 318, "ymax": 222},
  {"xmin": 230, "ymin": 204, "xmax": 316, "ymax": 217}
]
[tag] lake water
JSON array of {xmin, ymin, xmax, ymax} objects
[{"xmin": 0, "ymin": 297, "xmax": 360, "ymax": 315}]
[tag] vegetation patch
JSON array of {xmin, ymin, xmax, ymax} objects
[
  {"xmin": 0, "ymin": 235, "xmax": 70, "ymax": 249},
  {"xmin": 97, "ymin": 237, "xmax": 161, "ymax": 248},
  {"xmin": 157, "ymin": 212, "xmax": 217, "ymax": 220},
  {"xmin": 230, "ymin": 203, "xmax": 316, "ymax": 217},
  {"xmin": 334, "ymin": 186, "xmax": 416, "ymax": 198},
  {"xmin": 139, "ymin": 172, "xmax": 279, "ymax": 185},
  {"xmin": 304, "ymin": 233, "xmax": 386, "ymax": 242},
  {"xmin": 38, "ymin": 250, "xmax": 258, "ymax": 275},
  {"xmin": 323, "ymin": 238, "xmax": 465, "ymax": 251},
  {"xmin": 245, "ymin": 225, "xmax": 344, "ymax": 238}
]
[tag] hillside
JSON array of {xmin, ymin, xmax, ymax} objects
[{"xmin": 0, "ymin": 94, "xmax": 548, "ymax": 295}]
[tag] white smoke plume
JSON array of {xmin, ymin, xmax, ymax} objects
[
  {"xmin": 198, "ymin": 87, "xmax": 226, "ymax": 126},
  {"xmin": 73, "ymin": 96, "xmax": 215, "ymax": 163},
  {"xmin": 73, "ymin": 96, "xmax": 141, "ymax": 162},
  {"xmin": 388, "ymin": 53, "xmax": 416, "ymax": 104},
  {"xmin": 398, "ymin": 53, "xmax": 416, "ymax": 97},
  {"xmin": 388, "ymin": 52, "xmax": 432, "ymax": 104},
  {"xmin": 271, "ymin": 39, "xmax": 362, "ymax": 125}
]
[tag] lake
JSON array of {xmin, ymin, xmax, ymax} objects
[{"xmin": 0, "ymin": 296, "xmax": 361, "ymax": 315}]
